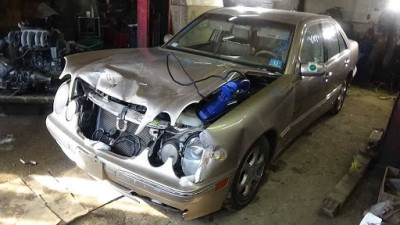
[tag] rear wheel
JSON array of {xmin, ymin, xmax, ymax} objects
[
  {"xmin": 331, "ymin": 80, "xmax": 348, "ymax": 114},
  {"xmin": 224, "ymin": 139, "xmax": 270, "ymax": 211}
]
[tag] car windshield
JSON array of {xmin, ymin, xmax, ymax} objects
[{"xmin": 165, "ymin": 13, "xmax": 295, "ymax": 73}]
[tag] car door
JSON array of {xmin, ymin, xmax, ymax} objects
[
  {"xmin": 336, "ymin": 27, "xmax": 352, "ymax": 83},
  {"xmin": 321, "ymin": 22, "xmax": 346, "ymax": 96},
  {"xmin": 292, "ymin": 22, "xmax": 327, "ymax": 122}
]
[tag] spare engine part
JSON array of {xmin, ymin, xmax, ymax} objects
[{"xmin": 0, "ymin": 26, "xmax": 83, "ymax": 93}]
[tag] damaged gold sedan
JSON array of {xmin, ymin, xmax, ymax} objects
[{"xmin": 46, "ymin": 7, "xmax": 359, "ymax": 219}]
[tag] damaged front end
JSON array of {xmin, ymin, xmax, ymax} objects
[
  {"xmin": 48, "ymin": 77, "xmax": 238, "ymax": 218},
  {"xmin": 47, "ymin": 48, "xmax": 276, "ymax": 219},
  {"xmin": 63, "ymin": 77, "xmax": 238, "ymax": 184}
]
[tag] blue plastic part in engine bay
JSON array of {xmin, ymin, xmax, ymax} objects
[{"xmin": 198, "ymin": 79, "xmax": 250, "ymax": 121}]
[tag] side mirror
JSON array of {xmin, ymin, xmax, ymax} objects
[
  {"xmin": 163, "ymin": 34, "xmax": 173, "ymax": 44},
  {"xmin": 300, "ymin": 63, "xmax": 326, "ymax": 76}
]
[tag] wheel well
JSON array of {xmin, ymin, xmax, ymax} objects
[
  {"xmin": 346, "ymin": 71, "xmax": 353, "ymax": 85},
  {"xmin": 263, "ymin": 129, "xmax": 277, "ymax": 159}
]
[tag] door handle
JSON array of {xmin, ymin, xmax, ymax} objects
[
  {"xmin": 344, "ymin": 59, "xmax": 350, "ymax": 66},
  {"xmin": 324, "ymin": 72, "xmax": 333, "ymax": 82}
]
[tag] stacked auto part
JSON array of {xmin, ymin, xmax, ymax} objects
[{"xmin": 0, "ymin": 27, "xmax": 78, "ymax": 93}]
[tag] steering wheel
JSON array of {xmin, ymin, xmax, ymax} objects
[{"xmin": 255, "ymin": 50, "xmax": 279, "ymax": 59}]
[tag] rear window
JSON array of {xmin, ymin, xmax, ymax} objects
[
  {"xmin": 322, "ymin": 22, "xmax": 340, "ymax": 61},
  {"xmin": 338, "ymin": 33, "xmax": 347, "ymax": 52}
]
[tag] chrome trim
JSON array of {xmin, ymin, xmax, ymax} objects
[
  {"xmin": 116, "ymin": 170, "xmax": 216, "ymax": 197},
  {"xmin": 326, "ymin": 84, "xmax": 342, "ymax": 100},
  {"xmin": 280, "ymin": 126, "xmax": 291, "ymax": 138}
]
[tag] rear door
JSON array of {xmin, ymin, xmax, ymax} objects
[
  {"xmin": 321, "ymin": 22, "xmax": 348, "ymax": 95},
  {"xmin": 336, "ymin": 28, "xmax": 352, "ymax": 81}
]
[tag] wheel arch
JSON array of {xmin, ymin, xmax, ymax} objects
[
  {"xmin": 257, "ymin": 129, "xmax": 278, "ymax": 162},
  {"xmin": 346, "ymin": 70, "xmax": 353, "ymax": 85}
]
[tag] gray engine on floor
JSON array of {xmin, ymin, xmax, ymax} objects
[{"xmin": 0, "ymin": 27, "xmax": 76, "ymax": 93}]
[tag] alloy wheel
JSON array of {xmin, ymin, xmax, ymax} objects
[
  {"xmin": 237, "ymin": 146, "xmax": 265, "ymax": 201},
  {"xmin": 335, "ymin": 81, "xmax": 347, "ymax": 112}
]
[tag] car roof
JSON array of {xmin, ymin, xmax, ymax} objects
[{"xmin": 206, "ymin": 7, "xmax": 331, "ymax": 25}]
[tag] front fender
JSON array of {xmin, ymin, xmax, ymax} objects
[{"xmin": 198, "ymin": 74, "xmax": 295, "ymax": 181}]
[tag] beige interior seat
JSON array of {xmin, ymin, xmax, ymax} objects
[{"xmin": 220, "ymin": 25, "xmax": 253, "ymax": 56}]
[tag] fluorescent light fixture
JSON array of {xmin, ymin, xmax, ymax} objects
[
  {"xmin": 234, "ymin": 6, "xmax": 267, "ymax": 14},
  {"xmin": 387, "ymin": 0, "xmax": 400, "ymax": 12},
  {"xmin": 235, "ymin": 5, "xmax": 247, "ymax": 13}
]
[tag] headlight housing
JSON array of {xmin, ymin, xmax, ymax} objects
[
  {"xmin": 65, "ymin": 99, "xmax": 78, "ymax": 121},
  {"xmin": 181, "ymin": 135, "xmax": 204, "ymax": 177},
  {"xmin": 54, "ymin": 82, "xmax": 70, "ymax": 114},
  {"xmin": 180, "ymin": 131, "xmax": 228, "ymax": 184}
]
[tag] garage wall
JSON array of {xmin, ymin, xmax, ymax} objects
[
  {"xmin": 274, "ymin": 0, "xmax": 299, "ymax": 10},
  {"xmin": 171, "ymin": 0, "xmax": 300, "ymax": 34},
  {"xmin": 0, "ymin": 0, "xmax": 22, "ymax": 32},
  {"xmin": 305, "ymin": 0, "xmax": 384, "ymax": 23},
  {"xmin": 304, "ymin": 0, "xmax": 387, "ymax": 34}
]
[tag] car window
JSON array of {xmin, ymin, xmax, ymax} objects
[
  {"xmin": 178, "ymin": 19, "xmax": 215, "ymax": 47},
  {"xmin": 300, "ymin": 24, "xmax": 324, "ymax": 63},
  {"xmin": 338, "ymin": 32, "xmax": 347, "ymax": 52},
  {"xmin": 322, "ymin": 22, "xmax": 340, "ymax": 61},
  {"xmin": 167, "ymin": 14, "xmax": 295, "ymax": 72}
]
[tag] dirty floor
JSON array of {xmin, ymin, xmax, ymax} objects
[{"xmin": 0, "ymin": 86, "xmax": 394, "ymax": 225}]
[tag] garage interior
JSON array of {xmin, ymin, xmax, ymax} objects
[{"xmin": 1, "ymin": 0, "xmax": 400, "ymax": 224}]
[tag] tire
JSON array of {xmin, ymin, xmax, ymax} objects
[
  {"xmin": 331, "ymin": 80, "xmax": 348, "ymax": 115},
  {"xmin": 224, "ymin": 138, "xmax": 270, "ymax": 211}
]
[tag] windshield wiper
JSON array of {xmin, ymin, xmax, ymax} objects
[{"xmin": 165, "ymin": 46, "xmax": 284, "ymax": 74}]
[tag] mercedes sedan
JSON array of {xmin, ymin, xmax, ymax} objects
[{"xmin": 46, "ymin": 7, "xmax": 358, "ymax": 219}]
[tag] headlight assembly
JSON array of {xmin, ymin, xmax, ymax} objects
[
  {"xmin": 65, "ymin": 99, "xmax": 78, "ymax": 121},
  {"xmin": 180, "ymin": 131, "xmax": 227, "ymax": 183},
  {"xmin": 181, "ymin": 135, "xmax": 204, "ymax": 177},
  {"xmin": 54, "ymin": 82, "xmax": 70, "ymax": 114}
]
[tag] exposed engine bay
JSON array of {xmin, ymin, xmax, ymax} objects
[
  {"xmin": 72, "ymin": 73, "xmax": 276, "ymax": 178},
  {"xmin": 0, "ymin": 25, "xmax": 83, "ymax": 93}
]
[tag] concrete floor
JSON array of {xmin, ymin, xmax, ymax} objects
[{"xmin": 0, "ymin": 86, "xmax": 394, "ymax": 225}]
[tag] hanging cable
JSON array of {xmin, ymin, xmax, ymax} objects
[{"xmin": 166, "ymin": 52, "xmax": 245, "ymax": 99}]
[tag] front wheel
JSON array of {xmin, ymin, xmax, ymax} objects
[
  {"xmin": 224, "ymin": 139, "xmax": 270, "ymax": 211},
  {"xmin": 331, "ymin": 80, "xmax": 348, "ymax": 114}
]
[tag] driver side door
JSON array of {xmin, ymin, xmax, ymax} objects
[{"xmin": 292, "ymin": 22, "xmax": 328, "ymax": 123}]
